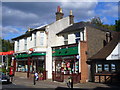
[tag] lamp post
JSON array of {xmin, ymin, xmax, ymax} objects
[{"xmin": 27, "ymin": 48, "xmax": 34, "ymax": 78}]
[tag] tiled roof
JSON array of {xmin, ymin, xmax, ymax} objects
[
  {"xmin": 57, "ymin": 22, "xmax": 115, "ymax": 35},
  {"xmin": 12, "ymin": 26, "xmax": 46, "ymax": 40},
  {"xmin": 88, "ymin": 32, "xmax": 120, "ymax": 60}
]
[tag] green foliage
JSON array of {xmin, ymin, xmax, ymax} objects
[
  {"xmin": 115, "ymin": 20, "xmax": 120, "ymax": 32},
  {"xmin": 2, "ymin": 68, "xmax": 6, "ymax": 73},
  {"xmin": 38, "ymin": 67, "xmax": 44, "ymax": 73},
  {"xmin": 89, "ymin": 16, "xmax": 117, "ymax": 31},
  {"xmin": 90, "ymin": 16, "xmax": 103, "ymax": 26},
  {"xmin": 1, "ymin": 39, "xmax": 13, "ymax": 52}
]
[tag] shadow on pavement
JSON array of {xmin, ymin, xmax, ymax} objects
[
  {"xmin": 55, "ymin": 86, "xmax": 120, "ymax": 90},
  {"xmin": 55, "ymin": 87, "xmax": 88, "ymax": 90}
]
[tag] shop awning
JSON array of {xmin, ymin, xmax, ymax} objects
[
  {"xmin": 52, "ymin": 46, "xmax": 78, "ymax": 56},
  {"xmin": 0, "ymin": 51, "xmax": 14, "ymax": 55},
  {"xmin": 16, "ymin": 52, "xmax": 46, "ymax": 59},
  {"xmin": 31, "ymin": 52, "xmax": 46, "ymax": 56},
  {"xmin": 16, "ymin": 54, "xmax": 31, "ymax": 59}
]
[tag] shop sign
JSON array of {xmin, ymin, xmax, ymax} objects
[
  {"xmin": 62, "ymin": 56, "xmax": 74, "ymax": 60},
  {"xmin": 111, "ymin": 54, "xmax": 120, "ymax": 58}
]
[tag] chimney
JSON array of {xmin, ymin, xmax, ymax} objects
[
  {"xmin": 69, "ymin": 10, "xmax": 74, "ymax": 24},
  {"xmin": 55, "ymin": 6, "xmax": 64, "ymax": 21}
]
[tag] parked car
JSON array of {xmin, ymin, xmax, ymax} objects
[{"xmin": 0, "ymin": 72, "xmax": 10, "ymax": 83}]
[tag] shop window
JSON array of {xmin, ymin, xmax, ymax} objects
[
  {"xmin": 56, "ymin": 61, "xmax": 62, "ymax": 73},
  {"xmin": 61, "ymin": 60, "xmax": 79, "ymax": 74},
  {"xmin": 104, "ymin": 64, "xmax": 109, "ymax": 72},
  {"xmin": 96, "ymin": 64, "xmax": 102, "ymax": 73},
  {"xmin": 111, "ymin": 64, "xmax": 116, "ymax": 72}
]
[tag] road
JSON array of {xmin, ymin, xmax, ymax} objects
[
  {"xmin": 2, "ymin": 76, "xmax": 120, "ymax": 90},
  {"xmin": 2, "ymin": 83, "xmax": 54, "ymax": 90}
]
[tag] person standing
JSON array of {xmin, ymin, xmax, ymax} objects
[
  {"xmin": 9, "ymin": 66, "xmax": 14, "ymax": 82},
  {"xmin": 35, "ymin": 72, "xmax": 39, "ymax": 81}
]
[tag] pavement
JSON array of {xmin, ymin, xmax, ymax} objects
[{"xmin": 10, "ymin": 76, "xmax": 120, "ymax": 90}]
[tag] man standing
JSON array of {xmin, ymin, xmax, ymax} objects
[{"xmin": 33, "ymin": 72, "xmax": 39, "ymax": 85}]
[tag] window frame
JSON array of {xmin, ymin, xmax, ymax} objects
[
  {"xmin": 63, "ymin": 34, "xmax": 68, "ymax": 45},
  {"xmin": 74, "ymin": 32, "xmax": 81, "ymax": 43}
]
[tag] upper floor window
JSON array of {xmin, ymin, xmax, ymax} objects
[
  {"xmin": 64, "ymin": 34, "xmax": 68, "ymax": 45},
  {"xmin": 40, "ymin": 32, "xmax": 44, "ymax": 46},
  {"xmin": 24, "ymin": 38, "xmax": 27, "ymax": 50},
  {"xmin": 74, "ymin": 32, "xmax": 80, "ymax": 43},
  {"xmin": 17, "ymin": 40, "xmax": 19, "ymax": 51},
  {"xmin": 34, "ymin": 32, "xmax": 36, "ymax": 46}
]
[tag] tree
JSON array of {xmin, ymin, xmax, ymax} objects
[
  {"xmin": 88, "ymin": 16, "xmax": 116, "ymax": 31},
  {"xmin": 115, "ymin": 20, "xmax": 120, "ymax": 32},
  {"xmin": 2, "ymin": 39, "xmax": 14, "ymax": 52},
  {"xmin": 90, "ymin": 16, "xmax": 103, "ymax": 26}
]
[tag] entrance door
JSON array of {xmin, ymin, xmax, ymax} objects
[{"xmin": 54, "ymin": 60, "xmax": 64, "ymax": 82}]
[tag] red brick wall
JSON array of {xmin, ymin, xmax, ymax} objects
[{"xmin": 80, "ymin": 41, "xmax": 88, "ymax": 83}]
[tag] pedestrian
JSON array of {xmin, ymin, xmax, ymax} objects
[
  {"xmin": 9, "ymin": 66, "xmax": 14, "ymax": 82},
  {"xmin": 35, "ymin": 72, "xmax": 39, "ymax": 81}
]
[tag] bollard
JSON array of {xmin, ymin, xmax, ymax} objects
[{"xmin": 33, "ymin": 74, "xmax": 36, "ymax": 85}]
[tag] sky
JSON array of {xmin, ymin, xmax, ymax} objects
[{"xmin": 1, "ymin": 1, "xmax": 119, "ymax": 40}]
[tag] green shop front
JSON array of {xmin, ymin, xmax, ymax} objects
[
  {"xmin": 15, "ymin": 52, "xmax": 47, "ymax": 80},
  {"xmin": 52, "ymin": 44, "xmax": 81, "ymax": 83}
]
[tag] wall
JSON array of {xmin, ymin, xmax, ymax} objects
[
  {"xmin": 87, "ymin": 26, "xmax": 106, "ymax": 59},
  {"xmin": 15, "ymin": 31, "xmax": 47, "ymax": 53},
  {"xmin": 45, "ymin": 17, "xmax": 70, "ymax": 79},
  {"xmin": 80, "ymin": 41, "xmax": 88, "ymax": 83},
  {"xmin": 46, "ymin": 16, "xmax": 70, "ymax": 47}
]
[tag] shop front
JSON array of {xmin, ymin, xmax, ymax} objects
[
  {"xmin": 52, "ymin": 44, "xmax": 81, "ymax": 83},
  {"xmin": 90, "ymin": 60, "xmax": 120, "ymax": 83},
  {"xmin": 15, "ymin": 52, "xmax": 47, "ymax": 80}
]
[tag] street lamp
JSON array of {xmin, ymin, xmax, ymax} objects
[{"xmin": 27, "ymin": 48, "xmax": 34, "ymax": 78}]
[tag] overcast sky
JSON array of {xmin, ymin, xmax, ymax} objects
[{"xmin": 1, "ymin": 1, "xmax": 119, "ymax": 40}]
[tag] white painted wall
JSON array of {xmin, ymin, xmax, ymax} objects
[
  {"xmin": 46, "ymin": 16, "xmax": 70, "ymax": 47},
  {"xmin": 14, "ymin": 41, "xmax": 17, "ymax": 52},
  {"xmin": 45, "ymin": 17, "xmax": 70, "ymax": 79},
  {"xmin": 107, "ymin": 42, "xmax": 120, "ymax": 60},
  {"xmin": 46, "ymin": 46, "xmax": 52, "ymax": 79},
  {"xmin": 68, "ymin": 34, "xmax": 76, "ymax": 44},
  {"xmin": 14, "ymin": 31, "xmax": 47, "ymax": 53}
]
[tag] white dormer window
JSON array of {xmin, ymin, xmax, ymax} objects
[
  {"xmin": 34, "ymin": 32, "xmax": 36, "ymax": 46},
  {"xmin": 17, "ymin": 40, "xmax": 19, "ymax": 51},
  {"xmin": 64, "ymin": 34, "xmax": 68, "ymax": 45},
  {"xmin": 40, "ymin": 32, "xmax": 44, "ymax": 46},
  {"xmin": 75, "ymin": 32, "xmax": 81, "ymax": 43},
  {"xmin": 24, "ymin": 38, "xmax": 27, "ymax": 50}
]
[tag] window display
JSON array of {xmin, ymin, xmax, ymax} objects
[{"xmin": 55, "ymin": 58, "xmax": 79, "ymax": 75}]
